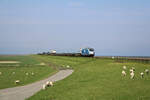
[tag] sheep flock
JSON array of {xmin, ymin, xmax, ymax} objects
[
  {"xmin": 121, "ymin": 65, "xmax": 149, "ymax": 79},
  {"xmin": 42, "ymin": 81, "xmax": 53, "ymax": 90}
]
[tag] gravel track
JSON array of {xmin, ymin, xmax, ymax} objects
[{"xmin": 0, "ymin": 69, "xmax": 73, "ymax": 100}]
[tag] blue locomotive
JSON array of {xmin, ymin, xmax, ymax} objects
[{"xmin": 80, "ymin": 48, "xmax": 95, "ymax": 57}]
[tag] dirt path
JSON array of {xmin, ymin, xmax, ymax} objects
[
  {"xmin": 0, "ymin": 61, "xmax": 20, "ymax": 63},
  {"xmin": 0, "ymin": 69, "xmax": 73, "ymax": 100}
]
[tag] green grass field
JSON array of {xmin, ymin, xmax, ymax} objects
[
  {"xmin": 27, "ymin": 56, "xmax": 150, "ymax": 100},
  {"xmin": 0, "ymin": 55, "xmax": 56, "ymax": 89},
  {"xmin": 1, "ymin": 55, "xmax": 150, "ymax": 100}
]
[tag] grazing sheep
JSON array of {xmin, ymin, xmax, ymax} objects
[
  {"xmin": 42, "ymin": 84, "xmax": 46, "ymax": 90},
  {"xmin": 49, "ymin": 81, "xmax": 53, "ymax": 86},
  {"xmin": 122, "ymin": 70, "xmax": 126, "ymax": 76},
  {"xmin": 39, "ymin": 63, "xmax": 45, "ymax": 66},
  {"xmin": 112, "ymin": 56, "xmax": 115, "ymax": 59},
  {"xmin": 0, "ymin": 72, "xmax": 2, "ymax": 75},
  {"xmin": 140, "ymin": 72, "xmax": 144, "ymax": 78},
  {"xmin": 145, "ymin": 69, "xmax": 149, "ymax": 75},
  {"xmin": 46, "ymin": 81, "xmax": 53, "ymax": 87},
  {"xmin": 46, "ymin": 81, "xmax": 50, "ymax": 87},
  {"xmin": 12, "ymin": 72, "xmax": 15, "ymax": 74},
  {"xmin": 130, "ymin": 72, "xmax": 135, "ymax": 79},
  {"xmin": 26, "ymin": 73, "xmax": 29, "ymax": 76},
  {"xmin": 123, "ymin": 66, "xmax": 127, "ymax": 70},
  {"xmin": 15, "ymin": 80, "xmax": 20, "ymax": 84},
  {"xmin": 31, "ymin": 72, "xmax": 34, "ymax": 75},
  {"xmin": 130, "ymin": 69, "xmax": 134, "ymax": 73},
  {"xmin": 132, "ymin": 67, "xmax": 135, "ymax": 71},
  {"xmin": 66, "ymin": 65, "xmax": 70, "ymax": 68}
]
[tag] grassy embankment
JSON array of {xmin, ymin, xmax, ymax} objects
[
  {"xmin": 27, "ymin": 55, "xmax": 150, "ymax": 100},
  {"xmin": 0, "ymin": 55, "xmax": 57, "ymax": 89}
]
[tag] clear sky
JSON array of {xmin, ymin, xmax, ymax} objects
[{"xmin": 0, "ymin": 0, "xmax": 150, "ymax": 56}]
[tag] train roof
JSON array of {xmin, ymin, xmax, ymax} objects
[{"xmin": 82, "ymin": 48, "xmax": 94, "ymax": 51}]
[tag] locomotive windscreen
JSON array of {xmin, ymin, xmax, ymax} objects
[{"xmin": 89, "ymin": 48, "xmax": 94, "ymax": 51}]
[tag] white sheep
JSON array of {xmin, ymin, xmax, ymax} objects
[
  {"xmin": 145, "ymin": 69, "xmax": 149, "ymax": 75},
  {"xmin": 122, "ymin": 70, "xmax": 126, "ymax": 76},
  {"xmin": 123, "ymin": 66, "xmax": 127, "ymax": 70},
  {"xmin": 130, "ymin": 72, "xmax": 135, "ymax": 79},
  {"xmin": 31, "ymin": 72, "xmax": 34, "ymax": 75},
  {"xmin": 130, "ymin": 69, "xmax": 134, "ymax": 73},
  {"xmin": 26, "ymin": 73, "xmax": 29, "ymax": 76},
  {"xmin": 66, "ymin": 65, "xmax": 70, "ymax": 68},
  {"xmin": 49, "ymin": 81, "xmax": 53, "ymax": 86},
  {"xmin": 0, "ymin": 72, "xmax": 2, "ymax": 75},
  {"xmin": 15, "ymin": 80, "xmax": 20, "ymax": 84},
  {"xmin": 12, "ymin": 72, "xmax": 15, "ymax": 74},
  {"xmin": 46, "ymin": 81, "xmax": 50, "ymax": 87},
  {"xmin": 112, "ymin": 56, "xmax": 115, "ymax": 59},
  {"xmin": 131, "ymin": 67, "xmax": 135, "ymax": 71},
  {"xmin": 42, "ymin": 84, "xmax": 46, "ymax": 90},
  {"xmin": 42, "ymin": 81, "xmax": 54, "ymax": 90},
  {"xmin": 140, "ymin": 72, "xmax": 144, "ymax": 78},
  {"xmin": 46, "ymin": 81, "xmax": 53, "ymax": 87}
]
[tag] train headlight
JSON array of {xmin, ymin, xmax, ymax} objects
[{"xmin": 89, "ymin": 51, "xmax": 94, "ymax": 55}]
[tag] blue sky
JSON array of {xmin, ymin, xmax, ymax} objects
[{"xmin": 0, "ymin": 0, "xmax": 150, "ymax": 56}]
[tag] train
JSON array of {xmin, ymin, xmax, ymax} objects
[{"xmin": 38, "ymin": 48, "xmax": 95, "ymax": 57}]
